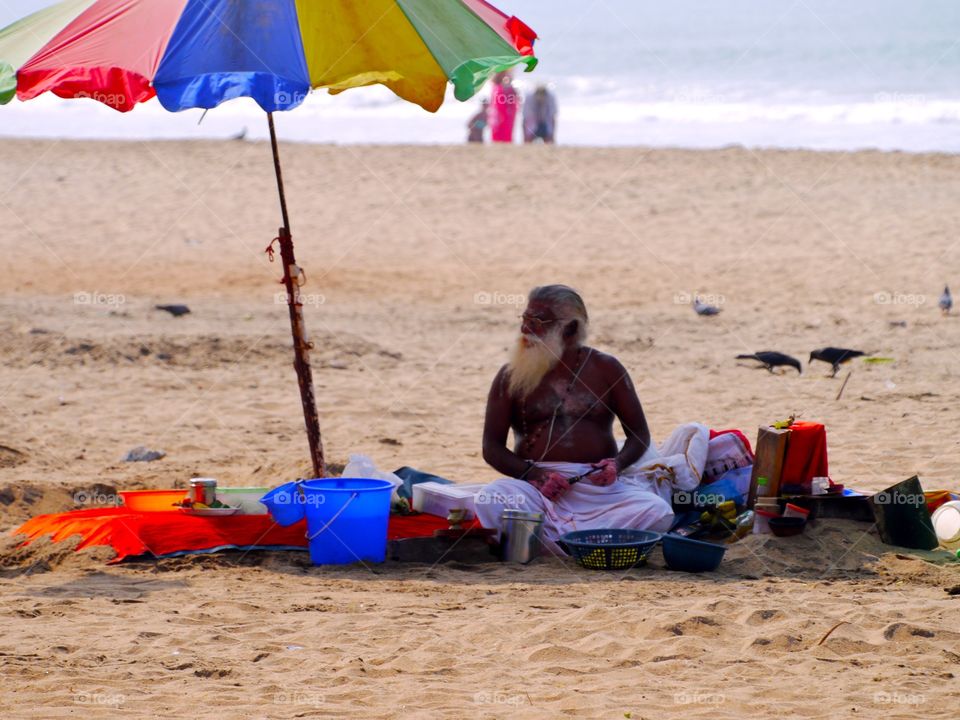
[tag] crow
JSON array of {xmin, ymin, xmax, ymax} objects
[
  {"xmin": 939, "ymin": 285, "xmax": 952, "ymax": 316},
  {"xmin": 809, "ymin": 347, "xmax": 866, "ymax": 377},
  {"xmin": 693, "ymin": 295, "xmax": 722, "ymax": 316},
  {"xmin": 155, "ymin": 304, "xmax": 191, "ymax": 317},
  {"xmin": 736, "ymin": 351, "xmax": 802, "ymax": 374}
]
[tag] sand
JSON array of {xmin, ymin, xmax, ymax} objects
[{"xmin": 1, "ymin": 139, "xmax": 959, "ymax": 718}]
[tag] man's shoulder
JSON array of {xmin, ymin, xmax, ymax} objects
[
  {"xmin": 489, "ymin": 363, "xmax": 511, "ymax": 396},
  {"xmin": 584, "ymin": 348, "xmax": 636, "ymax": 393},
  {"xmin": 584, "ymin": 347, "xmax": 626, "ymax": 372}
]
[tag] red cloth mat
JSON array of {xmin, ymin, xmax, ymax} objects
[{"xmin": 13, "ymin": 508, "xmax": 460, "ymax": 563}]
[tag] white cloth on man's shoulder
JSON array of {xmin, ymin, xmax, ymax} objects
[{"xmin": 474, "ymin": 461, "xmax": 674, "ymax": 556}]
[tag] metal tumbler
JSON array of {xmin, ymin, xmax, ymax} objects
[
  {"xmin": 500, "ymin": 509, "xmax": 544, "ymax": 563},
  {"xmin": 189, "ymin": 478, "xmax": 217, "ymax": 505}
]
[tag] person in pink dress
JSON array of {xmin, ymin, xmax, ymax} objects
[{"xmin": 489, "ymin": 71, "xmax": 520, "ymax": 143}]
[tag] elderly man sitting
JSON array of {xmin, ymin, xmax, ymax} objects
[{"xmin": 475, "ymin": 285, "xmax": 675, "ymax": 555}]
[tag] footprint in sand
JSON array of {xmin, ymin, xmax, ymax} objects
[
  {"xmin": 750, "ymin": 634, "xmax": 804, "ymax": 652},
  {"xmin": 0, "ymin": 445, "xmax": 27, "ymax": 468},
  {"xmin": 811, "ymin": 622, "xmax": 882, "ymax": 657},
  {"xmin": 654, "ymin": 615, "xmax": 724, "ymax": 639},
  {"xmin": 882, "ymin": 622, "xmax": 936, "ymax": 642},
  {"xmin": 702, "ymin": 598, "xmax": 741, "ymax": 615},
  {"xmin": 526, "ymin": 644, "xmax": 580, "ymax": 663},
  {"xmin": 744, "ymin": 608, "xmax": 787, "ymax": 625}
]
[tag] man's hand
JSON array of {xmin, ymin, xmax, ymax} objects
[
  {"xmin": 523, "ymin": 467, "xmax": 571, "ymax": 501},
  {"xmin": 588, "ymin": 458, "xmax": 619, "ymax": 487},
  {"xmin": 539, "ymin": 472, "xmax": 571, "ymax": 501}
]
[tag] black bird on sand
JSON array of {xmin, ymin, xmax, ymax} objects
[
  {"xmin": 809, "ymin": 347, "xmax": 866, "ymax": 377},
  {"xmin": 736, "ymin": 351, "xmax": 802, "ymax": 374},
  {"xmin": 155, "ymin": 304, "xmax": 191, "ymax": 317}
]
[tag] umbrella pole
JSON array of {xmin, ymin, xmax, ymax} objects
[{"xmin": 267, "ymin": 112, "xmax": 326, "ymax": 478}]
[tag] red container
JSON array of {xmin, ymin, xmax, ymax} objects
[
  {"xmin": 120, "ymin": 490, "xmax": 187, "ymax": 512},
  {"xmin": 783, "ymin": 503, "xmax": 811, "ymax": 521}
]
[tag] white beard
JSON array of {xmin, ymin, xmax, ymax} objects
[{"xmin": 507, "ymin": 326, "xmax": 565, "ymax": 399}]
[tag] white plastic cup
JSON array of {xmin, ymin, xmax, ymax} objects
[
  {"xmin": 783, "ymin": 503, "xmax": 810, "ymax": 521},
  {"xmin": 753, "ymin": 509, "xmax": 778, "ymax": 534}
]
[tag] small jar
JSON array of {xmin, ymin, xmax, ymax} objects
[{"xmin": 189, "ymin": 478, "xmax": 217, "ymax": 505}]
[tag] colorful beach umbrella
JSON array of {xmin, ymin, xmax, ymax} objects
[{"xmin": 0, "ymin": 0, "xmax": 537, "ymax": 478}]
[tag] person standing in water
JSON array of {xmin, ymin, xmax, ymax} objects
[
  {"xmin": 467, "ymin": 99, "xmax": 489, "ymax": 143},
  {"xmin": 489, "ymin": 71, "xmax": 520, "ymax": 143},
  {"xmin": 523, "ymin": 85, "xmax": 557, "ymax": 144}
]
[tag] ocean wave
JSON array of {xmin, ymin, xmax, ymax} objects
[
  {"xmin": 1, "ymin": 88, "xmax": 959, "ymax": 152},
  {"xmin": 560, "ymin": 98, "xmax": 960, "ymax": 126}
]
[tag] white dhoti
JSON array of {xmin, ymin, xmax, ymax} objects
[
  {"xmin": 474, "ymin": 461, "xmax": 675, "ymax": 556},
  {"xmin": 475, "ymin": 424, "xmax": 715, "ymax": 555},
  {"xmin": 618, "ymin": 422, "xmax": 710, "ymax": 504}
]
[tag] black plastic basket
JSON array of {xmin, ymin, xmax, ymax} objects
[{"xmin": 560, "ymin": 529, "xmax": 662, "ymax": 570}]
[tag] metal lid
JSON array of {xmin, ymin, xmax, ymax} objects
[
  {"xmin": 502, "ymin": 509, "xmax": 543, "ymax": 522},
  {"xmin": 189, "ymin": 477, "xmax": 217, "ymax": 486}
]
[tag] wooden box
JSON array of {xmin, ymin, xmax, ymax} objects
[{"xmin": 748, "ymin": 426, "xmax": 790, "ymax": 508}]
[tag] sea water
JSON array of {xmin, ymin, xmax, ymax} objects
[{"xmin": 1, "ymin": 0, "xmax": 958, "ymax": 152}]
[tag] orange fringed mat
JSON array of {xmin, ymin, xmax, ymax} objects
[{"xmin": 13, "ymin": 508, "xmax": 456, "ymax": 563}]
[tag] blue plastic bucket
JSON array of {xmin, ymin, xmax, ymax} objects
[
  {"xmin": 260, "ymin": 481, "xmax": 306, "ymax": 527},
  {"xmin": 301, "ymin": 478, "xmax": 393, "ymax": 565}
]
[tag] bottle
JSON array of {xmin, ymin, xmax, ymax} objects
[
  {"xmin": 756, "ymin": 476, "xmax": 770, "ymax": 497},
  {"xmin": 729, "ymin": 510, "xmax": 755, "ymax": 541}
]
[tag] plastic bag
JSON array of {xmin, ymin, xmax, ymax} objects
[
  {"xmin": 342, "ymin": 454, "xmax": 403, "ymax": 491},
  {"xmin": 696, "ymin": 465, "xmax": 753, "ymax": 507}
]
